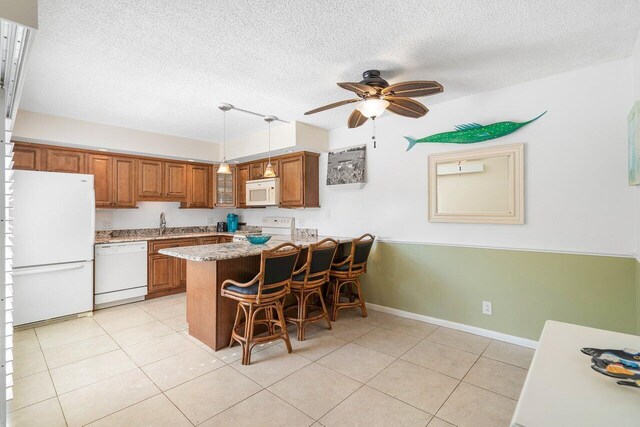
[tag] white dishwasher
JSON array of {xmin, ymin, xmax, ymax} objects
[{"xmin": 95, "ymin": 241, "xmax": 148, "ymax": 308}]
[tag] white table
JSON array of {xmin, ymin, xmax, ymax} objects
[{"xmin": 512, "ymin": 320, "xmax": 640, "ymax": 427}]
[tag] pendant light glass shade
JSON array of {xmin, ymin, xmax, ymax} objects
[
  {"xmin": 218, "ymin": 161, "xmax": 231, "ymax": 174},
  {"xmin": 217, "ymin": 104, "xmax": 232, "ymax": 174},
  {"xmin": 263, "ymin": 162, "xmax": 276, "ymax": 178},
  {"xmin": 356, "ymin": 98, "xmax": 389, "ymax": 118}
]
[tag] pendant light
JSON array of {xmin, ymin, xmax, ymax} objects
[
  {"xmin": 263, "ymin": 116, "xmax": 276, "ymax": 178},
  {"xmin": 217, "ymin": 103, "xmax": 232, "ymax": 174}
]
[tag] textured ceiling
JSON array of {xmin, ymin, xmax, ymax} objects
[{"xmin": 19, "ymin": 0, "xmax": 640, "ymax": 142}]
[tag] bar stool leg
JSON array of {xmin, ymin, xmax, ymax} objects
[
  {"xmin": 331, "ymin": 279, "xmax": 341, "ymax": 321},
  {"xmin": 230, "ymin": 303, "xmax": 242, "ymax": 347},
  {"xmin": 242, "ymin": 304, "xmax": 255, "ymax": 365},
  {"xmin": 316, "ymin": 288, "xmax": 333, "ymax": 331},
  {"xmin": 355, "ymin": 277, "xmax": 368, "ymax": 318},
  {"xmin": 275, "ymin": 300, "xmax": 292, "ymax": 353}
]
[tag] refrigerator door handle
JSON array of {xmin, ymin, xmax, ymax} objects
[{"xmin": 13, "ymin": 263, "xmax": 85, "ymax": 276}]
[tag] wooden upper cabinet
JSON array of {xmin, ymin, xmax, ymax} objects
[
  {"xmin": 279, "ymin": 152, "xmax": 320, "ymax": 208},
  {"xmin": 280, "ymin": 155, "xmax": 304, "ymax": 207},
  {"xmin": 89, "ymin": 154, "xmax": 136, "ymax": 208},
  {"xmin": 164, "ymin": 162, "xmax": 187, "ymax": 200},
  {"xmin": 113, "ymin": 157, "xmax": 136, "ymax": 207},
  {"xmin": 213, "ymin": 165, "xmax": 236, "ymax": 207},
  {"xmin": 87, "ymin": 154, "xmax": 114, "ymax": 207},
  {"xmin": 46, "ymin": 148, "xmax": 86, "ymax": 174},
  {"xmin": 13, "ymin": 143, "xmax": 44, "ymax": 171},
  {"xmin": 182, "ymin": 164, "xmax": 212, "ymax": 208},
  {"xmin": 249, "ymin": 162, "xmax": 263, "ymax": 180},
  {"xmin": 236, "ymin": 164, "xmax": 249, "ymax": 208},
  {"xmin": 138, "ymin": 159, "xmax": 163, "ymax": 198}
]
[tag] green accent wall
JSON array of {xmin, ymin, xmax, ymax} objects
[
  {"xmin": 360, "ymin": 242, "xmax": 638, "ymax": 341},
  {"xmin": 636, "ymin": 259, "xmax": 640, "ymax": 335}
]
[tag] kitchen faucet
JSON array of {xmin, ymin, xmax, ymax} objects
[{"xmin": 160, "ymin": 212, "xmax": 166, "ymax": 236}]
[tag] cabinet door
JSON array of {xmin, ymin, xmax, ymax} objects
[
  {"xmin": 213, "ymin": 165, "xmax": 236, "ymax": 207},
  {"xmin": 236, "ymin": 165, "xmax": 249, "ymax": 207},
  {"xmin": 87, "ymin": 154, "xmax": 114, "ymax": 207},
  {"xmin": 46, "ymin": 148, "xmax": 85, "ymax": 173},
  {"xmin": 174, "ymin": 258, "xmax": 188, "ymax": 287},
  {"xmin": 262, "ymin": 159, "xmax": 280, "ymax": 177},
  {"xmin": 279, "ymin": 154, "xmax": 304, "ymax": 207},
  {"xmin": 13, "ymin": 144, "xmax": 43, "ymax": 170},
  {"xmin": 138, "ymin": 159, "xmax": 163, "ymax": 198},
  {"xmin": 113, "ymin": 157, "xmax": 136, "ymax": 207},
  {"xmin": 249, "ymin": 162, "xmax": 264, "ymax": 180},
  {"xmin": 172, "ymin": 238, "xmax": 197, "ymax": 287},
  {"xmin": 164, "ymin": 162, "xmax": 187, "ymax": 200},
  {"xmin": 148, "ymin": 254, "xmax": 174, "ymax": 293},
  {"xmin": 185, "ymin": 164, "xmax": 210, "ymax": 208}
]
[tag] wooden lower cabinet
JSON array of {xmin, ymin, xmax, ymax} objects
[
  {"xmin": 148, "ymin": 254, "xmax": 174, "ymax": 293},
  {"xmin": 146, "ymin": 237, "xmax": 202, "ymax": 298}
]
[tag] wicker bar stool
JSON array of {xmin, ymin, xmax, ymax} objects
[
  {"xmin": 221, "ymin": 242, "xmax": 301, "ymax": 365},
  {"xmin": 327, "ymin": 233, "xmax": 375, "ymax": 321},
  {"xmin": 284, "ymin": 238, "xmax": 339, "ymax": 341}
]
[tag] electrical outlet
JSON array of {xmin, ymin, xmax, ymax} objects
[
  {"xmin": 207, "ymin": 216, "xmax": 216, "ymax": 225},
  {"xmin": 102, "ymin": 219, "xmax": 112, "ymax": 230},
  {"xmin": 482, "ymin": 301, "xmax": 492, "ymax": 315}
]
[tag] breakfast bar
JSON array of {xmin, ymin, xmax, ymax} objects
[{"xmin": 159, "ymin": 236, "xmax": 353, "ymax": 351}]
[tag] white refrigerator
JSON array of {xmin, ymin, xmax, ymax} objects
[{"xmin": 12, "ymin": 170, "xmax": 95, "ymax": 326}]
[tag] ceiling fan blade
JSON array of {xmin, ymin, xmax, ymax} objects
[
  {"xmin": 386, "ymin": 97, "xmax": 429, "ymax": 118},
  {"xmin": 337, "ymin": 82, "xmax": 377, "ymax": 96},
  {"xmin": 304, "ymin": 98, "xmax": 360, "ymax": 115},
  {"xmin": 382, "ymin": 81, "xmax": 443, "ymax": 98},
  {"xmin": 348, "ymin": 109, "xmax": 368, "ymax": 128}
]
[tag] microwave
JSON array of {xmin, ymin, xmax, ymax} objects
[{"xmin": 246, "ymin": 178, "xmax": 280, "ymax": 206}]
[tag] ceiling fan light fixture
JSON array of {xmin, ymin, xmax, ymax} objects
[{"xmin": 356, "ymin": 98, "xmax": 389, "ymax": 118}]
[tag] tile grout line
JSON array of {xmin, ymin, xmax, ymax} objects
[
  {"xmin": 90, "ymin": 303, "xmax": 197, "ymax": 426},
  {"xmin": 36, "ymin": 324, "xmax": 70, "ymax": 427}
]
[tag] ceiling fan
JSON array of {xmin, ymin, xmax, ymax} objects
[{"xmin": 304, "ymin": 70, "xmax": 443, "ymax": 128}]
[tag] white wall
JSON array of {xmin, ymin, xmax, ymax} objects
[
  {"xmin": 226, "ymin": 121, "xmax": 329, "ymax": 161},
  {"xmin": 237, "ymin": 58, "xmax": 636, "ymax": 257},
  {"xmin": 13, "ymin": 111, "xmax": 221, "ymax": 162}
]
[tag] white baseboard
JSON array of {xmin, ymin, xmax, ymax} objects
[{"xmin": 367, "ymin": 303, "xmax": 538, "ymax": 349}]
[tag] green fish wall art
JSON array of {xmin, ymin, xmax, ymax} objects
[{"xmin": 404, "ymin": 111, "xmax": 546, "ymax": 151}]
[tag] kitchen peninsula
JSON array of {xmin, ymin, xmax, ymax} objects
[{"xmin": 160, "ymin": 236, "xmax": 353, "ymax": 351}]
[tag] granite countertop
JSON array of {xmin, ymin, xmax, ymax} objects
[
  {"xmin": 159, "ymin": 235, "xmax": 353, "ymax": 262},
  {"xmin": 95, "ymin": 231, "xmax": 237, "ymax": 244}
]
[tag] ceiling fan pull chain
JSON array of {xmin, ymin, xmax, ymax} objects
[{"xmin": 372, "ymin": 117, "xmax": 377, "ymax": 148}]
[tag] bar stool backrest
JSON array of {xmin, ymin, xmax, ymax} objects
[
  {"xmin": 349, "ymin": 233, "xmax": 375, "ymax": 273},
  {"xmin": 258, "ymin": 242, "xmax": 301, "ymax": 301},
  {"xmin": 298, "ymin": 238, "xmax": 339, "ymax": 287}
]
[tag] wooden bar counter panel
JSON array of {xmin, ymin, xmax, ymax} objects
[{"xmin": 186, "ymin": 256, "xmax": 261, "ymax": 351}]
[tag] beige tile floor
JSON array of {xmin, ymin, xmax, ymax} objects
[{"xmin": 9, "ymin": 293, "xmax": 534, "ymax": 427}]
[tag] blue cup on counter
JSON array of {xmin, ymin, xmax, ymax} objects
[{"xmin": 227, "ymin": 213, "xmax": 238, "ymax": 233}]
